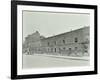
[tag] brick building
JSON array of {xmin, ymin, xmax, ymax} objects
[{"xmin": 23, "ymin": 27, "xmax": 89, "ymax": 56}]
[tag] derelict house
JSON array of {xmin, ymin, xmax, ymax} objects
[
  {"xmin": 23, "ymin": 26, "xmax": 89, "ymax": 56},
  {"xmin": 23, "ymin": 31, "xmax": 44, "ymax": 54}
]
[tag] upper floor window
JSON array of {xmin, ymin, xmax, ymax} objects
[
  {"xmin": 63, "ymin": 40, "xmax": 65, "ymax": 44},
  {"xmin": 69, "ymin": 48, "xmax": 71, "ymax": 51},
  {"xmin": 63, "ymin": 47, "xmax": 65, "ymax": 50},
  {"xmin": 54, "ymin": 41, "xmax": 56, "ymax": 45},
  {"xmin": 75, "ymin": 47, "xmax": 77, "ymax": 50},
  {"xmin": 75, "ymin": 37, "xmax": 78, "ymax": 43},
  {"xmin": 48, "ymin": 42, "xmax": 50, "ymax": 46}
]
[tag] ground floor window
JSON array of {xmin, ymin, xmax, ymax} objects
[{"xmin": 55, "ymin": 48, "xmax": 56, "ymax": 52}]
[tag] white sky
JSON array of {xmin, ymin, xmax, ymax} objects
[{"xmin": 23, "ymin": 11, "xmax": 90, "ymax": 40}]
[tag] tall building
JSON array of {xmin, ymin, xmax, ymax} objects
[
  {"xmin": 23, "ymin": 27, "xmax": 89, "ymax": 56},
  {"xmin": 22, "ymin": 31, "xmax": 42, "ymax": 54}
]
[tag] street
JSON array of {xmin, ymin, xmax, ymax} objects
[{"xmin": 22, "ymin": 54, "xmax": 89, "ymax": 69}]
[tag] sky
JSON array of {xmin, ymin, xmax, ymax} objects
[{"xmin": 23, "ymin": 11, "xmax": 90, "ymax": 41}]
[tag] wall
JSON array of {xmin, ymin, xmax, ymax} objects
[
  {"xmin": 23, "ymin": 31, "xmax": 42, "ymax": 54},
  {"xmin": 41, "ymin": 27, "xmax": 89, "ymax": 56},
  {"xmin": 0, "ymin": 0, "xmax": 99, "ymax": 80}
]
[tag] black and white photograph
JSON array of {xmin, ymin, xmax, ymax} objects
[
  {"xmin": 11, "ymin": 1, "xmax": 97, "ymax": 79},
  {"xmin": 22, "ymin": 11, "xmax": 90, "ymax": 69}
]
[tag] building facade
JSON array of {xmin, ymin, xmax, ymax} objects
[
  {"xmin": 23, "ymin": 31, "xmax": 42, "ymax": 54},
  {"xmin": 23, "ymin": 27, "xmax": 89, "ymax": 56}
]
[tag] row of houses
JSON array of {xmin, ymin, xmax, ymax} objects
[{"xmin": 23, "ymin": 26, "xmax": 90, "ymax": 56}]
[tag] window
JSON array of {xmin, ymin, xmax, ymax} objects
[
  {"xmin": 48, "ymin": 48, "xmax": 49, "ymax": 51},
  {"xmin": 54, "ymin": 41, "xmax": 56, "ymax": 45},
  {"xmin": 51, "ymin": 48, "xmax": 53, "ymax": 52},
  {"xmin": 75, "ymin": 47, "xmax": 77, "ymax": 50},
  {"xmin": 69, "ymin": 48, "xmax": 71, "ymax": 50},
  {"xmin": 48, "ymin": 42, "xmax": 49, "ymax": 46},
  {"xmin": 55, "ymin": 48, "xmax": 56, "ymax": 52},
  {"xmin": 59, "ymin": 48, "xmax": 61, "ymax": 51},
  {"xmin": 75, "ymin": 37, "xmax": 78, "ymax": 43},
  {"xmin": 63, "ymin": 47, "xmax": 65, "ymax": 50},
  {"xmin": 63, "ymin": 40, "xmax": 65, "ymax": 44}
]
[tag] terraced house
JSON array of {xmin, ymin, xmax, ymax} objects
[{"xmin": 23, "ymin": 26, "xmax": 89, "ymax": 56}]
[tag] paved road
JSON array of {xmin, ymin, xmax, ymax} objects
[{"xmin": 23, "ymin": 54, "xmax": 89, "ymax": 69}]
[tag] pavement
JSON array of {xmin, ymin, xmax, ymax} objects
[
  {"xmin": 23, "ymin": 54, "xmax": 89, "ymax": 68},
  {"xmin": 37, "ymin": 54, "xmax": 90, "ymax": 61}
]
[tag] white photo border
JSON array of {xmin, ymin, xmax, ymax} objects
[{"xmin": 17, "ymin": 5, "xmax": 94, "ymax": 75}]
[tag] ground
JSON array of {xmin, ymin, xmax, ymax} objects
[{"xmin": 22, "ymin": 54, "xmax": 89, "ymax": 69}]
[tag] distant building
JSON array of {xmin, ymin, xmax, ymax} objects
[
  {"xmin": 22, "ymin": 31, "xmax": 42, "ymax": 54},
  {"xmin": 23, "ymin": 27, "xmax": 89, "ymax": 56}
]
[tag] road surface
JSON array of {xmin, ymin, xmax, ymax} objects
[{"xmin": 22, "ymin": 54, "xmax": 89, "ymax": 69}]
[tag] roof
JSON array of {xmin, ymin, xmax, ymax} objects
[{"xmin": 41, "ymin": 26, "xmax": 89, "ymax": 40}]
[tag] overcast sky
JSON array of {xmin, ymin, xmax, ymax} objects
[{"xmin": 23, "ymin": 11, "xmax": 90, "ymax": 40}]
